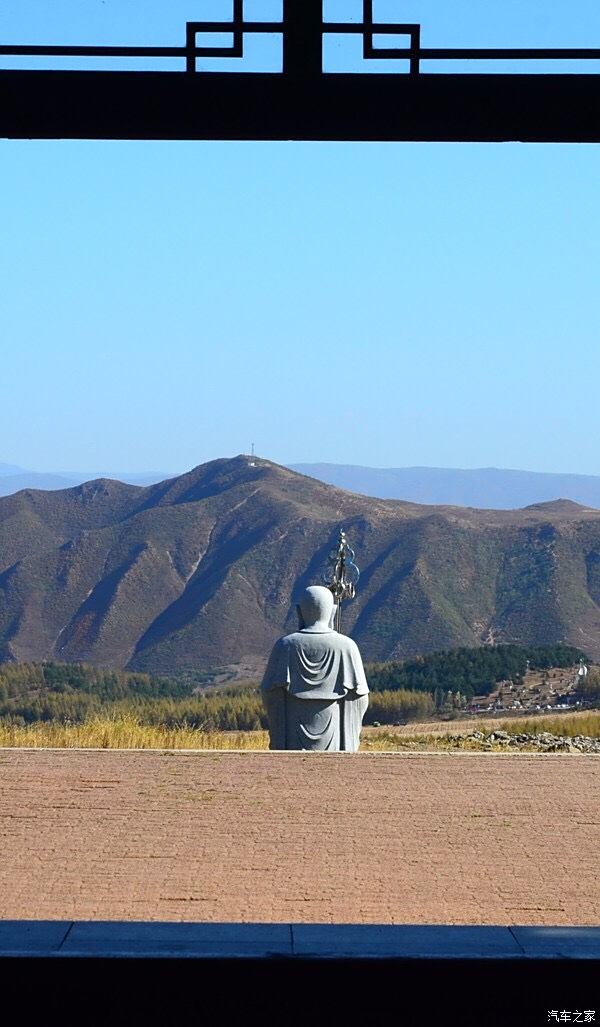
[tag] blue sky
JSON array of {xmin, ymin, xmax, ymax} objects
[{"xmin": 1, "ymin": 3, "xmax": 600, "ymax": 474}]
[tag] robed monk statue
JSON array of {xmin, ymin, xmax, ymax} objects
[{"xmin": 261, "ymin": 585, "xmax": 369, "ymax": 752}]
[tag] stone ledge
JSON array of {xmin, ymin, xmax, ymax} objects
[{"xmin": 1, "ymin": 923, "xmax": 599, "ymax": 960}]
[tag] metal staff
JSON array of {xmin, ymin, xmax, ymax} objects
[{"xmin": 323, "ymin": 529, "xmax": 360, "ymax": 633}]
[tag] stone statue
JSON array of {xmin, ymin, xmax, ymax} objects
[{"xmin": 261, "ymin": 585, "xmax": 369, "ymax": 751}]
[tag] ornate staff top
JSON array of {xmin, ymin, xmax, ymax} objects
[{"xmin": 322, "ymin": 529, "xmax": 360, "ymax": 633}]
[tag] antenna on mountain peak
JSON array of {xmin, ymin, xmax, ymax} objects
[{"xmin": 248, "ymin": 443, "xmax": 256, "ymax": 467}]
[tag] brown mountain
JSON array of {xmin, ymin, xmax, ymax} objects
[{"xmin": 1, "ymin": 456, "xmax": 600, "ymax": 674}]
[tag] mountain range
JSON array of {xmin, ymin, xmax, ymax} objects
[
  {"xmin": 4, "ymin": 461, "xmax": 600, "ymax": 510},
  {"xmin": 1, "ymin": 456, "xmax": 600, "ymax": 674},
  {"xmin": 290, "ymin": 464, "xmax": 600, "ymax": 510}
]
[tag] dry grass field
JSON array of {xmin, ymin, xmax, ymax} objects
[
  {"xmin": 364, "ymin": 709, "xmax": 600, "ymax": 738},
  {"xmin": 0, "ymin": 709, "xmax": 597, "ymax": 751},
  {"xmin": 362, "ymin": 710, "xmax": 600, "ymax": 750},
  {"xmin": 0, "ymin": 748, "xmax": 598, "ymax": 925},
  {"xmin": 0, "ymin": 715, "xmax": 268, "ymax": 750}
]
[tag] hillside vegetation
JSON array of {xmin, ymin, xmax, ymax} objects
[
  {"xmin": 0, "ymin": 661, "xmax": 435, "ymax": 731},
  {"xmin": 0, "ymin": 644, "xmax": 587, "ymax": 733},
  {"xmin": 367, "ymin": 643, "xmax": 584, "ymax": 698}
]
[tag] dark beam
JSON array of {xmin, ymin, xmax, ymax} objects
[
  {"xmin": 283, "ymin": 0, "xmax": 322, "ymax": 80},
  {"xmin": 2, "ymin": 71, "xmax": 600, "ymax": 142}
]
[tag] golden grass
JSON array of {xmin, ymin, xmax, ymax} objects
[
  {"xmin": 0, "ymin": 714, "xmax": 269, "ymax": 750},
  {"xmin": 499, "ymin": 712, "xmax": 600, "ymax": 738},
  {"xmin": 0, "ymin": 718, "xmax": 453, "ymax": 752},
  {"xmin": 363, "ymin": 708, "xmax": 598, "ymax": 738},
  {"xmin": 361, "ymin": 732, "xmax": 434, "ymax": 752},
  {"xmin": 0, "ymin": 710, "xmax": 597, "ymax": 752}
]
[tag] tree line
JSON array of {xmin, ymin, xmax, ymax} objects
[
  {"xmin": 0, "ymin": 643, "xmax": 588, "ymax": 730},
  {"xmin": 0, "ymin": 662, "xmax": 190, "ymax": 703},
  {"xmin": 366, "ymin": 643, "xmax": 584, "ymax": 699}
]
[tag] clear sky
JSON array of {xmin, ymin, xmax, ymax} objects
[{"xmin": 2, "ymin": 2, "xmax": 600, "ymax": 474}]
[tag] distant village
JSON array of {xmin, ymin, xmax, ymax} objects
[{"xmin": 467, "ymin": 663, "xmax": 591, "ymax": 718}]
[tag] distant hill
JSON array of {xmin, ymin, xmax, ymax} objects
[
  {"xmin": 1, "ymin": 457, "xmax": 600, "ymax": 672},
  {"xmin": 0, "ymin": 465, "xmax": 171, "ymax": 497},
  {"xmin": 0, "ymin": 472, "xmax": 81, "ymax": 497},
  {"xmin": 290, "ymin": 464, "xmax": 600, "ymax": 510},
  {"xmin": 64, "ymin": 471, "xmax": 173, "ymax": 487},
  {"xmin": 0, "ymin": 463, "xmax": 30, "ymax": 478}
]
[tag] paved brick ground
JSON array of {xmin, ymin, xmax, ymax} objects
[{"xmin": 0, "ymin": 750, "xmax": 598, "ymax": 925}]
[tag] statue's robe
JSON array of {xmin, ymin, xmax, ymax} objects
[{"xmin": 261, "ymin": 629, "xmax": 369, "ymax": 752}]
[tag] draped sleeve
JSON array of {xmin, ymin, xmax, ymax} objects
[
  {"xmin": 261, "ymin": 639, "xmax": 288, "ymax": 750},
  {"xmin": 261, "ymin": 638, "xmax": 289, "ymax": 692},
  {"xmin": 343, "ymin": 637, "xmax": 369, "ymax": 697}
]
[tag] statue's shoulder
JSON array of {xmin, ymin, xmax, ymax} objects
[
  {"xmin": 336, "ymin": 632, "xmax": 360, "ymax": 652},
  {"xmin": 336, "ymin": 634, "xmax": 366, "ymax": 667},
  {"xmin": 280, "ymin": 631, "xmax": 303, "ymax": 647}
]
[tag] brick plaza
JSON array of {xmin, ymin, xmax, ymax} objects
[{"xmin": 1, "ymin": 750, "xmax": 598, "ymax": 924}]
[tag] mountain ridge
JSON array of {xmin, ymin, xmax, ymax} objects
[
  {"xmin": 2, "ymin": 456, "xmax": 600, "ymax": 672},
  {"xmin": 289, "ymin": 463, "xmax": 600, "ymax": 510},
  {"xmin": 5, "ymin": 460, "xmax": 600, "ymax": 509},
  {"xmin": 5, "ymin": 458, "xmax": 600, "ymax": 509}
]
